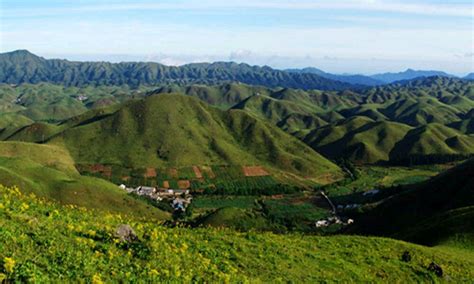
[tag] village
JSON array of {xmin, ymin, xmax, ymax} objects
[{"xmin": 119, "ymin": 184, "xmax": 193, "ymax": 212}]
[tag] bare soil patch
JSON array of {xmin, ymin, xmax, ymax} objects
[
  {"xmin": 192, "ymin": 166, "xmax": 203, "ymax": 179},
  {"xmin": 242, "ymin": 166, "xmax": 269, "ymax": 177},
  {"xmin": 168, "ymin": 168, "xmax": 178, "ymax": 178},
  {"xmin": 144, "ymin": 167, "xmax": 157, "ymax": 178},
  {"xmin": 201, "ymin": 166, "xmax": 216, "ymax": 178},
  {"xmin": 178, "ymin": 180, "xmax": 191, "ymax": 189}
]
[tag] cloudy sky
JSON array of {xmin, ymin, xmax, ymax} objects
[{"xmin": 0, "ymin": 0, "xmax": 472, "ymax": 75}]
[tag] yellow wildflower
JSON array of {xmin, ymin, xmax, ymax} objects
[
  {"xmin": 92, "ymin": 273, "xmax": 103, "ymax": 284},
  {"xmin": 87, "ymin": 230, "xmax": 96, "ymax": 237},
  {"xmin": 3, "ymin": 257, "xmax": 15, "ymax": 274},
  {"xmin": 20, "ymin": 203, "xmax": 29, "ymax": 211}
]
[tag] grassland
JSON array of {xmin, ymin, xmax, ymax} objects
[
  {"xmin": 0, "ymin": 142, "xmax": 168, "ymax": 219},
  {"xmin": 46, "ymin": 94, "xmax": 341, "ymax": 181},
  {"xmin": 1, "ymin": 184, "xmax": 473, "ymax": 282}
]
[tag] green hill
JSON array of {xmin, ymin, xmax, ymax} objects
[
  {"xmin": 0, "ymin": 83, "xmax": 151, "ymax": 122},
  {"xmin": 389, "ymin": 123, "xmax": 474, "ymax": 163},
  {"xmin": 449, "ymin": 118, "xmax": 474, "ymax": 134},
  {"xmin": 0, "ymin": 113, "xmax": 33, "ymax": 140},
  {"xmin": 0, "ymin": 142, "xmax": 168, "ymax": 219},
  {"xmin": 46, "ymin": 94, "xmax": 341, "ymax": 180},
  {"xmin": 147, "ymin": 83, "xmax": 268, "ymax": 109},
  {"xmin": 353, "ymin": 159, "xmax": 474, "ymax": 248},
  {"xmin": 0, "ymin": 141, "xmax": 77, "ymax": 173},
  {"xmin": 305, "ymin": 120, "xmax": 413, "ymax": 163},
  {"xmin": 1, "ymin": 183, "xmax": 473, "ymax": 282},
  {"xmin": 2, "ymin": 77, "xmax": 473, "ymax": 165}
]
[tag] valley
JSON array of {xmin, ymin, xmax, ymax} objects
[{"xmin": 0, "ymin": 50, "xmax": 473, "ymax": 282}]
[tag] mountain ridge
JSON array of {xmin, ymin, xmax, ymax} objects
[{"xmin": 0, "ymin": 50, "xmax": 357, "ymax": 91}]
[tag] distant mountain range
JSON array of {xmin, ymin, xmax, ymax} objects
[
  {"xmin": 370, "ymin": 68, "xmax": 456, "ymax": 83},
  {"xmin": 2, "ymin": 50, "xmax": 471, "ymax": 90},
  {"xmin": 285, "ymin": 67, "xmax": 384, "ymax": 86},
  {"xmin": 286, "ymin": 67, "xmax": 474, "ymax": 85},
  {"xmin": 464, "ymin": 73, "xmax": 474, "ymax": 80},
  {"xmin": 0, "ymin": 50, "xmax": 356, "ymax": 91}
]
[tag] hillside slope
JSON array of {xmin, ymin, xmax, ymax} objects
[
  {"xmin": 0, "ymin": 142, "xmax": 168, "ymax": 219},
  {"xmin": 1, "ymin": 184, "xmax": 473, "ymax": 282},
  {"xmin": 47, "ymin": 94, "xmax": 341, "ymax": 179},
  {"xmin": 353, "ymin": 159, "xmax": 474, "ymax": 247}
]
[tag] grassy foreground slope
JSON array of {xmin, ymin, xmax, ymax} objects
[
  {"xmin": 1, "ymin": 184, "xmax": 473, "ymax": 282},
  {"xmin": 49, "ymin": 94, "xmax": 341, "ymax": 179},
  {"xmin": 0, "ymin": 142, "xmax": 168, "ymax": 219}
]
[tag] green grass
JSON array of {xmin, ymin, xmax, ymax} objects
[
  {"xmin": 0, "ymin": 142, "xmax": 168, "ymax": 220},
  {"xmin": 262, "ymin": 196, "xmax": 331, "ymax": 232},
  {"xmin": 46, "ymin": 94, "xmax": 341, "ymax": 181},
  {"xmin": 193, "ymin": 196, "xmax": 258, "ymax": 210},
  {"xmin": 1, "ymin": 184, "xmax": 473, "ymax": 282},
  {"xmin": 325, "ymin": 165, "xmax": 440, "ymax": 198},
  {"xmin": 0, "ymin": 83, "xmax": 153, "ymax": 122},
  {"xmin": 0, "ymin": 141, "xmax": 77, "ymax": 174}
]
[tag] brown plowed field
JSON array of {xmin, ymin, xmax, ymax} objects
[
  {"xmin": 242, "ymin": 166, "xmax": 269, "ymax": 177},
  {"xmin": 192, "ymin": 166, "xmax": 203, "ymax": 178}
]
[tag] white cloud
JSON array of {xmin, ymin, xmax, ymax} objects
[{"xmin": 3, "ymin": 0, "xmax": 472, "ymax": 18}]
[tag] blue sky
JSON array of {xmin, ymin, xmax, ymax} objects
[{"xmin": 0, "ymin": 0, "xmax": 472, "ymax": 75}]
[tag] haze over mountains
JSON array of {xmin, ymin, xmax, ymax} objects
[{"xmin": 286, "ymin": 67, "xmax": 472, "ymax": 85}]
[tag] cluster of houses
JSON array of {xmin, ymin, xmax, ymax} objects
[
  {"xmin": 119, "ymin": 184, "xmax": 192, "ymax": 212},
  {"xmin": 315, "ymin": 216, "xmax": 354, "ymax": 228}
]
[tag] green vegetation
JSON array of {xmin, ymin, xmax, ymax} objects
[
  {"xmin": 193, "ymin": 193, "xmax": 332, "ymax": 233},
  {"xmin": 193, "ymin": 196, "xmax": 258, "ymax": 211},
  {"xmin": 261, "ymin": 196, "xmax": 330, "ymax": 232},
  {"xmin": 45, "ymin": 94, "xmax": 341, "ymax": 181},
  {"xmin": 0, "ymin": 142, "xmax": 168, "ymax": 219},
  {"xmin": 0, "ymin": 50, "xmax": 354, "ymax": 90},
  {"xmin": 3, "ymin": 76, "xmax": 473, "ymax": 165},
  {"xmin": 323, "ymin": 165, "xmax": 440, "ymax": 198},
  {"xmin": 351, "ymin": 159, "xmax": 474, "ymax": 249},
  {"xmin": 0, "ymin": 82, "xmax": 151, "ymax": 122},
  {"xmin": 2, "ymin": 184, "xmax": 474, "ymax": 282}
]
